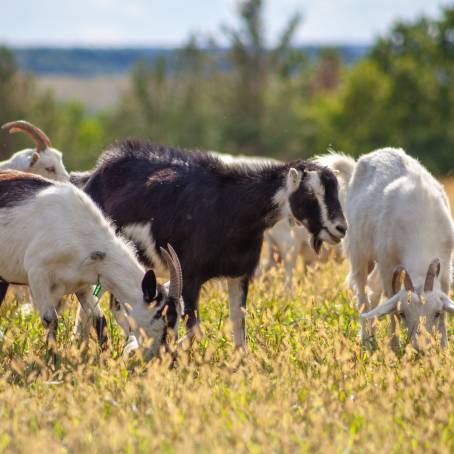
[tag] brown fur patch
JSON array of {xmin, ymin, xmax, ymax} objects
[
  {"xmin": 0, "ymin": 170, "xmax": 49, "ymax": 181},
  {"xmin": 146, "ymin": 169, "xmax": 177, "ymax": 186}
]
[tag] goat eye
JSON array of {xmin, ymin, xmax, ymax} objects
[
  {"xmin": 399, "ymin": 312, "xmax": 406, "ymax": 319},
  {"xmin": 45, "ymin": 167, "xmax": 56, "ymax": 173}
]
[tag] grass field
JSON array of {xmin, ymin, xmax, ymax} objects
[{"xmin": 1, "ymin": 182, "xmax": 454, "ymax": 453}]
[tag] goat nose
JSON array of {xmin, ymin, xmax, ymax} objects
[{"xmin": 335, "ymin": 224, "xmax": 347, "ymax": 236}]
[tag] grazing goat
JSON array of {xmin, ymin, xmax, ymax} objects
[
  {"xmin": 0, "ymin": 170, "xmax": 183, "ymax": 356},
  {"xmin": 76, "ymin": 140, "xmax": 347, "ymax": 347},
  {"xmin": 319, "ymin": 149, "xmax": 454, "ymax": 351},
  {"xmin": 1, "ymin": 121, "xmax": 69, "ymax": 182},
  {"xmin": 1, "ymin": 121, "xmax": 71, "ymax": 309}
]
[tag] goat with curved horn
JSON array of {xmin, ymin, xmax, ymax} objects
[
  {"xmin": 0, "ymin": 120, "xmax": 69, "ymax": 182},
  {"xmin": 160, "ymin": 244, "xmax": 183, "ymax": 300},
  {"xmin": 392, "ymin": 265, "xmax": 415, "ymax": 293},
  {"xmin": 2, "ymin": 120, "xmax": 52, "ymax": 152},
  {"xmin": 424, "ymin": 258, "xmax": 441, "ymax": 292}
]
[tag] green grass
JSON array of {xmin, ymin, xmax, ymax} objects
[{"xmin": 1, "ymin": 260, "xmax": 454, "ymax": 453}]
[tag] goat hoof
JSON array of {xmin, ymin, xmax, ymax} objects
[
  {"xmin": 123, "ymin": 335, "xmax": 139, "ymax": 357},
  {"xmin": 20, "ymin": 303, "xmax": 34, "ymax": 318},
  {"xmin": 234, "ymin": 344, "xmax": 248, "ymax": 354}
]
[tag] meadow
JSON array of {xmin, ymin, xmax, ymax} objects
[{"xmin": 0, "ymin": 182, "xmax": 454, "ymax": 453}]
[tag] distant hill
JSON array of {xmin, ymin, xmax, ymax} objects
[{"xmin": 11, "ymin": 45, "xmax": 370, "ymax": 76}]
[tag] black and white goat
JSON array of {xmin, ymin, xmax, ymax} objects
[
  {"xmin": 76, "ymin": 140, "xmax": 347, "ymax": 347},
  {"xmin": 318, "ymin": 149, "xmax": 454, "ymax": 351},
  {"xmin": 1, "ymin": 121, "xmax": 69, "ymax": 182},
  {"xmin": 214, "ymin": 152, "xmax": 344, "ymax": 285},
  {"xmin": 0, "ymin": 170, "xmax": 182, "ymax": 356}
]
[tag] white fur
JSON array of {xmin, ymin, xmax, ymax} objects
[
  {"xmin": 227, "ymin": 277, "xmax": 246, "ymax": 346},
  {"xmin": 0, "ymin": 147, "xmax": 69, "ymax": 182},
  {"xmin": 264, "ymin": 219, "xmax": 343, "ymax": 284},
  {"xmin": 0, "ymin": 144, "xmax": 69, "ymax": 306},
  {"xmin": 0, "ymin": 180, "xmax": 174, "ymax": 351},
  {"xmin": 322, "ymin": 148, "xmax": 454, "ymax": 350},
  {"xmin": 122, "ymin": 223, "xmax": 167, "ymax": 277}
]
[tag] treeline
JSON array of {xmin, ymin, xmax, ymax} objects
[
  {"xmin": 1, "ymin": 0, "xmax": 454, "ymax": 174},
  {"xmin": 12, "ymin": 45, "xmax": 368, "ymax": 76}
]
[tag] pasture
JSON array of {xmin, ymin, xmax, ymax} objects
[{"xmin": 0, "ymin": 182, "xmax": 453, "ymax": 453}]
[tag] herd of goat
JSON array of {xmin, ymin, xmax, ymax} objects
[{"xmin": 0, "ymin": 119, "xmax": 453, "ymax": 357}]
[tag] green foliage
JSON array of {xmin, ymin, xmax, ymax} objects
[{"xmin": 321, "ymin": 6, "xmax": 454, "ymax": 172}]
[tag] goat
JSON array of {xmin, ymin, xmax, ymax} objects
[
  {"xmin": 0, "ymin": 170, "xmax": 183, "ymax": 357},
  {"xmin": 0, "ymin": 121, "xmax": 71, "ymax": 311},
  {"xmin": 76, "ymin": 140, "xmax": 347, "ymax": 348},
  {"xmin": 318, "ymin": 148, "xmax": 454, "ymax": 351},
  {"xmin": 264, "ymin": 218, "xmax": 343, "ymax": 283},
  {"xmin": 214, "ymin": 152, "xmax": 343, "ymax": 285},
  {"xmin": 1, "ymin": 121, "xmax": 154, "ymax": 351},
  {"xmin": 1, "ymin": 121, "xmax": 69, "ymax": 182}
]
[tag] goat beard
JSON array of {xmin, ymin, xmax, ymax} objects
[{"xmin": 310, "ymin": 235, "xmax": 323, "ymax": 255}]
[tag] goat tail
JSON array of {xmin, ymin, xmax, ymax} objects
[{"xmin": 69, "ymin": 170, "xmax": 93, "ymax": 188}]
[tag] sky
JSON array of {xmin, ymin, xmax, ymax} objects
[{"xmin": 1, "ymin": 0, "xmax": 452, "ymax": 47}]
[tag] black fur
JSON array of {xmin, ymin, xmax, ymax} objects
[
  {"xmin": 0, "ymin": 170, "xmax": 53, "ymax": 208},
  {"xmin": 80, "ymin": 140, "xmax": 344, "ymax": 333},
  {"xmin": 0, "ymin": 282, "xmax": 8, "ymax": 307},
  {"xmin": 142, "ymin": 270, "xmax": 157, "ymax": 303},
  {"xmin": 94, "ymin": 315, "xmax": 109, "ymax": 348}
]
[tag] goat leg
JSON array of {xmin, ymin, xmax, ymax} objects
[{"xmin": 0, "ymin": 282, "xmax": 8, "ymax": 306}]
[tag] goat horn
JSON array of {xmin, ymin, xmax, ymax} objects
[
  {"xmin": 2, "ymin": 120, "xmax": 51, "ymax": 152},
  {"xmin": 424, "ymin": 258, "xmax": 441, "ymax": 292},
  {"xmin": 392, "ymin": 265, "xmax": 414, "ymax": 293},
  {"xmin": 167, "ymin": 243, "xmax": 183, "ymax": 295},
  {"xmin": 159, "ymin": 244, "xmax": 183, "ymax": 300}
]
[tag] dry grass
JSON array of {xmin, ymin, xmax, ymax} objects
[
  {"xmin": 36, "ymin": 76, "xmax": 129, "ymax": 111},
  {"xmin": 1, "ymin": 180, "xmax": 454, "ymax": 453}
]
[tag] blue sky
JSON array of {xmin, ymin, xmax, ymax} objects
[{"xmin": 1, "ymin": 0, "xmax": 451, "ymax": 47}]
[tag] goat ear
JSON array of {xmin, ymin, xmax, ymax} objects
[
  {"xmin": 360, "ymin": 294, "xmax": 399, "ymax": 320},
  {"xmin": 142, "ymin": 270, "xmax": 157, "ymax": 303},
  {"xmin": 29, "ymin": 152, "xmax": 39, "ymax": 168},
  {"xmin": 90, "ymin": 251, "xmax": 106, "ymax": 261},
  {"xmin": 287, "ymin": 168, "xmax": 302, "ymax": 193},
  {"xmin": 82, "ymin": 250, "xmax": 106, "ymax": 266}
]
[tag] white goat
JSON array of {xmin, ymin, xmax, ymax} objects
[
  {"xmin": 0, "ymin": 170, "xmax": 183, "ymax": 356},
  {"xmin": 1, "ymin": 120, "xmax": 69, "ymax": 181},
  {"xmin": 1, "ymin": 120, "xmax": 70, "ymax": 311},
  {"xmin": 318, "ymin": 148, "xmax": 454, "ymax": 350},
  {"xmin": 264, "ymin": 219, "xmax": 343, "ymax": 282}
]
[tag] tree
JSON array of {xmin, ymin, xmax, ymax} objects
[
  {"xmin": 307, "ymin": 6, "xmax": 454, "ymax": 174},
  {"xmin": 0, "ymin": 47, "xmax": 35, "ymax": 159},
  {"xmin": 222, "ymin": 0, "xmax": 302, "ymax": 154}
]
